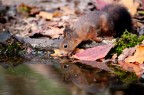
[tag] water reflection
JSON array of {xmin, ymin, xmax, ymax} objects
[
  {"xmin": 0, "ymin": 67, "xmax": 10, "ymax": 95},
  {"xmin": 60, "ymin": 59, "xmax": 144, "ymax": 95},
  {"xmin": 0, "ymin": 60, "xmax": 71, "ymax": 95},
  {"xmin": 61, "ymin": 60, "xmax": 113, "ymax": 95},
  {"xmin": 0, "ymin": 57, "xmax": 144, "ymax": 95}
]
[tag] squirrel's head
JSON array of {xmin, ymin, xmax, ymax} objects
[{"xmin": 59, "ymin": 26, "xmax": 81, "ymax": 56}]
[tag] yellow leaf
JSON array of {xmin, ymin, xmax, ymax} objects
[
  {"xmin": 120, "ymin": 0, "xmax": 140, "ymax": 16},
  {"xmin": 125, "ymin": 46, "xmax": 144, "ymax": 64},
  {"xmin": 51, "ymin": 49, "xmax": 62, "ymax": 57},
  {"xmin": 39, "ymin": 11, "xmax": 53, "ymax": 20}
]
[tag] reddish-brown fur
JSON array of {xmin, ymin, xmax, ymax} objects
[{"xmin": 59, "ymin": 4, "xmax": 132, "ymax": 56}]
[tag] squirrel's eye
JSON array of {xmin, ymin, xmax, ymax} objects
[{"xmin": 63, "ymin": 44, "xmax": 68, "ymax": 48}]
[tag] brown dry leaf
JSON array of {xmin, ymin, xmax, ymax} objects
[
  {"xmin": 112, "ymin": 54, "xmax": 117, "ymax": 60},
  {"xmin": 38, "ymin": 11, "xmax": 53, "ymax": 20},
  {"xmin": 72, "ymin": 44, "xmax": 114, "ymax": 61},
  {"xmin": 133, "ymin": 19, "xmax": 144, "ymax": 29},
  {"xmin": 41, "ymin": 26, "xmax": 64, "ymax": 39},
  {"xmin": 17, "ymin": 3, "xmax": 41, "ymax": 16},
  {"xmin": 125, "ymin": 46, "xmax": 144, "ymax": 64},
  {"xmin": 53, "ymin": 11, "xmax": 63, "ymax": 17},
  {"xmin": 30, "ymin": 7, "xmax": 41, "ymax": 15},
  {"xmin": 61, "ymin": 6, "xmax": 75, "ymax": 15},
  {"xmin": 118, "ymin": 61, "xmax": 144, "ymax": 77},
  {"xmin": 46, "ymin": 21, "xmax": 59, "ymax": 27},
  {"xmin": 120, "ymin": 0, "xmax": 140, "ymax": 16},
  {"xmin": 118, "ymin": 47, "xmax": 136, "ymax": 61},
  {"xmin": 51, "ymin": 49, "xmax": 61, "ymax": 57}
]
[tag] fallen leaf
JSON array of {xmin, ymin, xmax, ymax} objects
[
  {"xmin": 38, "ymin": 11, "xmax": 53, "ymax": 20},
  {"xmin": 41, "ymin": 26, "xmax": 64, "ymax": 39},
  {"xmin": 53, "ymin": 11, "xmax": 63, "ymax": 17},
  {"xmin": 17, "ymin": 3, "xmax": 41, "ymax": 16},
  {"xmin": 72, "ymin": 44, "xmax": 114, "ymax": 61},
  {"xmin": 120, "ymin": 0, "xmax": 140, "ymax": 16},
  {"xmin": 51, "ymin": 49, "xmax": 62, "ymax": 57},
  {"xmin": 94, "ymin": 0, "xmax": 113, "ymax": 9},
  {"xmin": 125, "ymin": 46, "xmax": 144, "ymax": 64},
  {"xmin": 112, "ymin": 53, "xmax": 117, "ymax": 60},
  {"xmin": 17, "ymin": 3, "xmax": 31, "ymax": 16},
  {"xmin": 118, "ymin": 61, "xmax": 144, "ymax": 77},
  {"xmin": 30, "ymin": 7, "xmax": 41, "ymax": 15},
  {"xmin": 60, "ymin": 6, "xmax": 75, "ymax": 15},
  {"xmin": 118, "ymin": 47, "xmax": 136, "ymax": 61},
  {"xmin": 133, "ymin": 20, "xmax": 144, "ymax": 31},
  {"xmin": 94, "ymin": 0, "xmax": 140, "ymax": 16}
]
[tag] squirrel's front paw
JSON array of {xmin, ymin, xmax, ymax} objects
[{"xmin": 93, "ymin": 37, "xmax": 103, "ymax": 43}]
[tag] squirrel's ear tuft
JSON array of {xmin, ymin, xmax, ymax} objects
[{"xmin": 64, "ymin": 25, "xmax": 73, "ymax": 37}]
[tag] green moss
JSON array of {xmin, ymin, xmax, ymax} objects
[
  {"xmin": 110, "ymin": 65, "xmax": 138, "ymax": 83},
  {"xmin": 113, "ymin": 30, "xmax": 144, "ymax": 55},
  {"xmin": 0, "ymin": 39, "xmax": 26, "ymax": 56}
]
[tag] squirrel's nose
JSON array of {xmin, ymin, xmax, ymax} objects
[
  {"xmin": 60, "ymin": 52, "xmax": 64, "ymax": 56},
  {"xmin": 59, "ymin": 51, "xmax": 68, "ymax": 56}
]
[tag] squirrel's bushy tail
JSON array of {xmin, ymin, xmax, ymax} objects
[{"xmin": 102, "ymin": 4, "xmax": 133, "ymax": 37}]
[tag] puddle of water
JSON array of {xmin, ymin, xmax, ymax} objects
[
  {"xmin": 0, "ymin": 64, "xmax": 71, "ymax": 95},
  {"xmin": 0, "ymin": 57, "xmax": 144, "ymax": 95}
]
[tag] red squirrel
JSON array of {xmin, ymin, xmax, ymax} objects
[{"xmin": 59, "ymin": 4, "xmax": 133, "ymax": 56}]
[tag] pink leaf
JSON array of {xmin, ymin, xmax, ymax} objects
[
  {"xmin": 73, "ymin": 44, "xmax": 114, "ymax": 61},
  {"xmin": 94, "ymin": 0, "xmax": 113, "ymax": 10}
]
